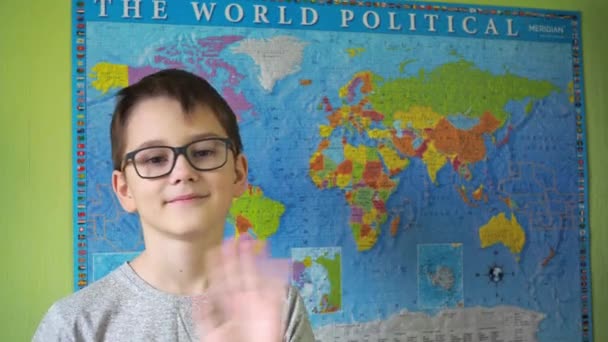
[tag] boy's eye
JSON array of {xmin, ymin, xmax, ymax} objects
[
  {"xmin": 135, "ymin": 149, "xmax": 171, "ymax": 166},
  {"xmin": 145, "ymin": 156, "xmax": 169, "ymax": 164},
  {"xmin": 192, "ymin": 149, "xmax": 216, "ymax": 158}
]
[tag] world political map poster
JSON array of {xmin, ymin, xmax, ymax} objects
[{"xmin": 71, "ymin": 1, "xmax": 592, "ymax": 341}]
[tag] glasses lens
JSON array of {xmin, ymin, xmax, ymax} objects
[
  {"xmin": 187, "ymin": 139, "xmax": 228, "ymax": 171},
  {"xmin": 133, "ymin": 147, "xmax": 174, "ymax": 178}
]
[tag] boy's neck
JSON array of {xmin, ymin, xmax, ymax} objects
[{"xmin": 130, "ymin": 232, "xmax": 222, "ymax": 296}]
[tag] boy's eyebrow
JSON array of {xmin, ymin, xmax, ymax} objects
[
  {"xmin": 188, "ymin": 132, "xmax": 223, "ymax": 141},
  {"xmin": 133, "ymin": 139, "xmax": 166, "ymax": 150},
  {"xmin": 132, "ymin": 133, "xmax": 224, "ymax": 150}
]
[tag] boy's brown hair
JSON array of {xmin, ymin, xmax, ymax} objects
[{"xmin": 110, "ymin": 69, "xmax": 243, "ymax": 171}]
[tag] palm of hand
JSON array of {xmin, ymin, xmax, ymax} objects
[{"xmin": 195, "ymin": 238, "xmax": 289, "ymax": 342}]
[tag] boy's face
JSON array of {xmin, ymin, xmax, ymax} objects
[{"xmin": 111, "ymin": 96, "xmax": 248, "ymax": 241}]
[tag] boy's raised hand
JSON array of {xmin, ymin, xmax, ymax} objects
[{"xmin": 194, "ymin": 237, "xmax": 291, "ymax": 342}]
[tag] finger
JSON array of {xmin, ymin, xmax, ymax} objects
[
  {"xmin": 238, "ymin": 238, "xmax": 290, "ymax": 297},
  {"xmin": 220, "ymin": 237, "xmax": 244, "ymax": 296},
  {"xmin": 203, "ymin": 242, "xmax": 235, "ymax": 327},
  {"xmin": 204, "ymin": 242, "xmax": 226, "ymax": 295},
  {"xmin": 237, "ymin": 238, "xmax": 263, "ymax": 292},
  {"xmin": 258, "ymin": 257, "xmax": 291, "ymax": 286}
]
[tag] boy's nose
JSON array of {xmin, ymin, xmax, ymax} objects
[{"xmin": 169, "ymin": 154, "xmax": 199, "ymax": 183}]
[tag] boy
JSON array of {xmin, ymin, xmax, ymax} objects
[{"xmin": 34, "ymin": 69, "xmax": 315, "ymax": 341}]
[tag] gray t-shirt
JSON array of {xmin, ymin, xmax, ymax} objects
[{"xmin": 33, "ymin": 263, "xmax": 315, "ymax": 341}]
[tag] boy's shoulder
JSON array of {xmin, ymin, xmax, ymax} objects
[
  {"xmin": 52, "ymin": 263, "xmax": 132, "ymax": 313},
  {"xmin": 32, "ymin": 263, "xmax": 141, "ymax": 341},
  {"xmin": 33, "ymin": 263, "xmax": 198, "ymax": 341}
]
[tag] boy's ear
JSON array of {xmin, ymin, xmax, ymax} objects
[
  {"xmin": 232, "ymin": 154, "xmax": 248, "ymax": 197},
  {"xmin": 112, "ymin": 170, "xmax": 137, "ymax": 213}
]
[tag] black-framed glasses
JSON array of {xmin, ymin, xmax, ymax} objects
[{"xmin": 122, "ymin": 137, "xmax": 234, "ymax": 179}]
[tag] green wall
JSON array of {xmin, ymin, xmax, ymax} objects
[{"xmin": 1, "ymin": 0, "xmax": 605, "ymax": 340}]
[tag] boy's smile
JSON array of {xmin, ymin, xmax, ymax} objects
[
  {"xmin": 112, "ymin": 96, "xmax": 248, "ymax": 241},
  {"xmin": 165, "ymin": 193, "xmax": 210, "ymax": 205}
]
